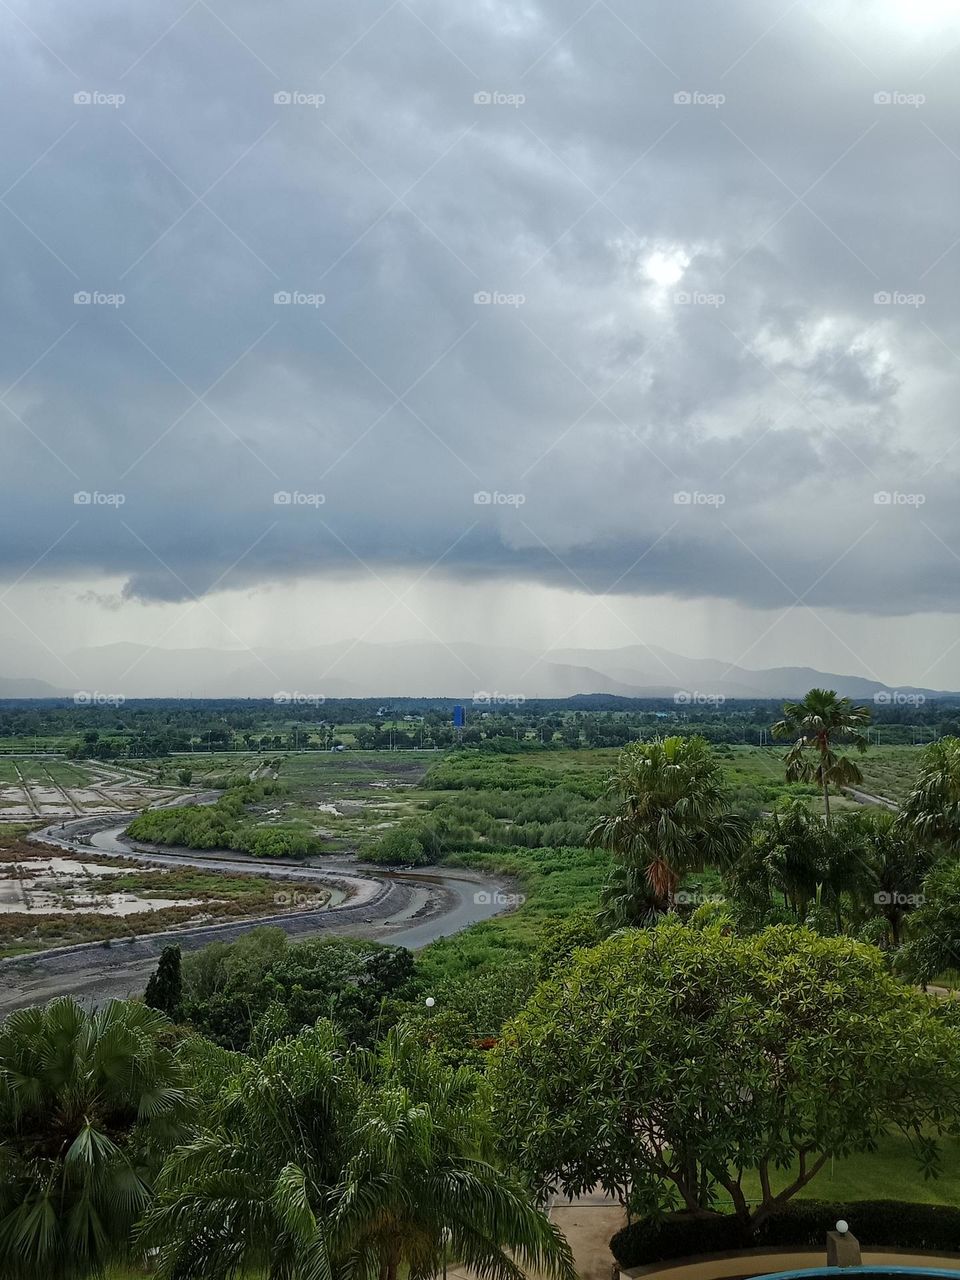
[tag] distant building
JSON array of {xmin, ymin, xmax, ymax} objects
[{"xmin": 453, "ymin": 704, "xmax": 465, "ymax": 728}]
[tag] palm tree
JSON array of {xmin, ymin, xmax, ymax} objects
[
  {"xmin": 0, "ymin": 997, "xmax": 191, "ymax": 1280},
  {"xmin": 859, "ymin": 809, "xmax": 931, "ymax": 946},
  {"xmin": 771, "ymin": 688, "xmax": 871, "ymax": 829},
  {"xmin": 750, "ymin": 801, "xmax": 825, "ymax": 920},
  {"xmin": 898, "ymin": 736, "xmax": 960, "ymax": 852},
  {"xmin": 141, "ymin": 1020, "xmax": 574, "ymax": 1280},
  {"xmin": 588, "ymin": 735, "xmax": 748, "ymax": 923},
  {"xmin": 332, "ymin": 1029, "xmax": 574, "ymax": 1280}
]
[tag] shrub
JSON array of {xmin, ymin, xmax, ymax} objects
[
  {"xmin": 366, "ymin": 825, "xmax": 431, "ymax": 866},
  {"xmin": 610, "ymin": 1200, "xmax": 960, "ymax": 1268}
]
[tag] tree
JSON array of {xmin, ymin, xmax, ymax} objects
[
  {"xmin": 490, "ymin": 920, "xmax": 960, "ymax": 1230},
  {"xmin": 587, "ymin": 736, "xmax": 747, "ymax": 923},
  {"xmin": 898, "ymin": 736, "xmax": 960, "ymax": 852},
  {"xmin": 141, "ymin": 1021, "xmax": 574, "ymax": 1280},
  {"xmin": 897, "ymin": 860, "xmax": 960, "ymax": 984},
  {"xmin": 771, "ymin": 688, "xmax": 871, "ymax": 829},
  {"xmin": 0, "ymin": 997, "xmax": 191, "ymax": 1280},
  {"xmin": 179, "ymin": 930, "xmax": 415, "ymax": 1050},
  {"xmin": 737, "ymin": 802, "xmax": 825, "ymax": 921},
  {"xmin": 144, "ymin": 944, "xmax": 183, "ymax": 1020},
  {"xmin": 860, "ymin": 809, "xmax": 931, "ymax": 946}
]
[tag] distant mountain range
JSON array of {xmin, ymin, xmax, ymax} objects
[{"xmin": 0, "ymin": 638, "xmax": 954, "ymax": 702}]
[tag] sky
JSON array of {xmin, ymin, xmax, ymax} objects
[{"xmin": 3, "ymin": 0, "xmax": 960, "ymax": 691}]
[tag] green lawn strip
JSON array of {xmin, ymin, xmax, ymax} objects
[{"xmin": 715, "ymin": 1131, "xmax": 960, "ymax": 1209}]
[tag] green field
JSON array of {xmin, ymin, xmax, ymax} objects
[{"xmin": 719, "ymin": 1130, "xmax": 960, "ymax": 1208}]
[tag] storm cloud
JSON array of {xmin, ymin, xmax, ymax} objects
[{"xmin": 3, "ymin": 0, "xmax": 960, "ymax": 616}]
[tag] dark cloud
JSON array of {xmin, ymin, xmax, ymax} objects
[{"xmin": 3, "ymin": 0, "xmax": 960, "ymax": 615}]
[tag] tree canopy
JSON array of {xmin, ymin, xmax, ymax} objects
[
  {"xmin": 491, "ymin": 919, "xmax": 960, "ymax": 1228},
  {"xmin": 587, "ymin": 735, "xmax": 747, "ymax": 922}
]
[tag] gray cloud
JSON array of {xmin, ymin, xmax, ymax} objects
[{"xmin": 3, "ymin": 0, "xmax": 960, "ymax": 618}]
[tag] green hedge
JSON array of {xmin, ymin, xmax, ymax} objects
[{"xmin": 610, "ymin": 1199, "xmax": 960, "ymax": 1268}]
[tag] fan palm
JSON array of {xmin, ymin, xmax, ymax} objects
[
  {"xmin": 771, "ymin": 688, "xmax": 871, "ymax": 829},
  {"xmin": 0, "ymin": 996, "xmax": 191, "ymax": 1280},
  {"xmin": 141, "ymin": 1020, "xmax": 574, "ymax": 1280},
  {"xmin": 588, "ymin": 735, "xmax": 748, "ymax": 923}
]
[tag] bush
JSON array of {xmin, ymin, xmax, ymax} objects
[
  {"xmin": 610, "ymin": 1200, "xmax": 960, "ymax": 1268},
  {"xmin": 610, "ymin": 1213, "xmax": 748, "ymax": 1266},
  {"xmin": 366, "ymin": 825, "xmax": 431, "ymax": 866}
]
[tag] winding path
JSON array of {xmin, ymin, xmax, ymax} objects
[{"xmin": 0, "ymin": 812, "xmax": 513, "ymax": 1014}]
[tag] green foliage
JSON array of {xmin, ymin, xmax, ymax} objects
[
  {"xmin": 534, "ymin": 907, "xmax": 608, "ymax": 979},
  {"xmin": 772, "ymin": 688, "xmax": 871, "ymax": 827},
  {"xmin": 728, "ymin": 804, "xmax": 931, "ymax": 941},
  {"xmin": 898, "ymin": 859, "xmax": 960, "ymax": 985},
  {"xmin": 403, "ymin": 962, "xmax": 538, "ymax": 1067},
  {"xmin": 139, "ymin": 1020, "xmax": 574, "ymax": 1280},
  {"xmin": 491, "ymin": 919, "xmax": 960, "ymax": 1226},
  {"xmin": 178, "ymin": 927, "xmax": 414, "ymax": 1050},
  {"xmin": 144, "ymin": 944, "xmax": 183, "ymax": 1020},
  {"xmin": 126, "ymin": 781, "xmax": 322, "ymax": 857},
  {"xmin": 0, "ymin": 998, "xmax": 192, "ymax": 1280},
  {"xmin": 899, "ymin": 736, "xmax": 960, "ymax": 851},
  {"xmin": 588, "ymin": 735, "xmax": 748, "ymax": 921},
  {"xmin": 414, "ymin": 845, "xmax": 611, "ymax": 988},
  {"xmin": 425, "ymin": 753, "xmax": 604, "ymax": 798},
  {"xmin": 365, "ymin": 822, "xmax": 433, "ymax": 865},
  {"xmin": 610, "ymin": 1199, "xmax": 960, "ymax": 1266}
]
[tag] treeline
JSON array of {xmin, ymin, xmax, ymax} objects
[{"xmin": 4, "ymin": 695, "xmax": 959, "ymax": 760}]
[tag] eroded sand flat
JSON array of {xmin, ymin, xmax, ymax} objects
[{"xmin": 0, "ymin": 856, "xmax": 212, "ymax": 916}]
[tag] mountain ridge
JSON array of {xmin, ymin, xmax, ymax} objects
[{"xmin": 0, "ymin": 637, "xmax": 954, "ymax": 700}]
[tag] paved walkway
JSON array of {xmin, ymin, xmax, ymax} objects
[{"xmin": 446, "ymin": 1188, "xmax": 625, "ymax": 1280}]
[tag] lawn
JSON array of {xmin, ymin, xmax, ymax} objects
[{"xmin": 718, "ymin": 1130, "xmax": 960, "ymax": 1208}]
